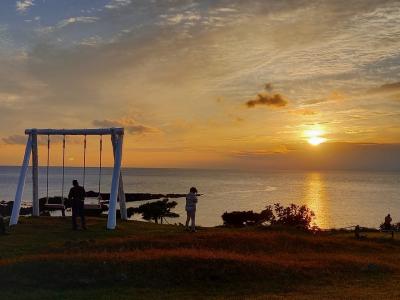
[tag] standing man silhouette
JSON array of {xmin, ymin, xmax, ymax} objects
[
  {"xmin": 384, "ymin": 213, "xmax": 392, "ymax": 230},
  {"xmin": 68, "ymin": 180, "xmax": 86, "ymax": 230}
]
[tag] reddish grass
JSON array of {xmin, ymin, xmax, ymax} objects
[
  {"xmin": 1, "ymin": 248, "xmax": 393, "ymax": 271},
  {"xmin": 2, "ymin": 217, "xmax": 400, "ymax": 299}
]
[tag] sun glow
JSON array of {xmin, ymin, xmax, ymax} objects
[
  {"xmin": 304, "ymin": 128, "xmax": 327, "ymax": 146},
  {"xmin": 308, "ymin": 136, "xmax": 327, "ymax": 146}
]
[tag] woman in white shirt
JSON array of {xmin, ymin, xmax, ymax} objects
[{"xmin": 185, "ymin": 187, "xmax": 198, "ymax": 232}]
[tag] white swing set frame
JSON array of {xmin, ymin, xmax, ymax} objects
[{"xmin": 9, "ymin": 128, "xmax": 127, "ymax": 230}]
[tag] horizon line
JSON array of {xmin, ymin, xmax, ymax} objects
[{"xmin": 0, "ymin": 165, "xmax": 399, "ymax": 173}]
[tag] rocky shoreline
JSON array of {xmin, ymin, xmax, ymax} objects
[{"xmin": 0, "ymin": 191, "xmax": 187, "ymax": 217}]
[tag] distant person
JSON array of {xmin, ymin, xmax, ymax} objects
[
  {"xmin": 68, "ymin": 180, "xmax": 86, "ymax": 230},
  {"xmin": 0, "ymin": 214, "xmax": 5, "ymax": 235},
  {"xmin": 185, "ymin": 187, "xmax": 198, "ymax": 232},
  {"xmin": 384, "ymin": 214, "xmax": 392, "ymax": 230}
]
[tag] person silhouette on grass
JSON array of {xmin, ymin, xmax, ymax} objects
[
  {"xmin": 384, "ymin": 214, "xmax": 392, "ymax": 230},
  {"xmin": 68, "ymin": 180, "xmax": 86, "ymax": 230},
  {"xmin": 185, "ymin": 187, "xmax": 198, "ymax": 232}
]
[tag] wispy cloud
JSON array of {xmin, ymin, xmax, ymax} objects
[
  {"xmin": 228, "ymin": 143, "xmax": 400, "ymax": 171},
  {"xmin": 2, "ymin": 134, "xmax": 27, "ymax": 145},
  {"xmin": 368, "ymin": 82, "xmax": 400, "ymax": 95},
  {"xmin": 2, "ymin": 134, "xmax": 82, "ymax": 145},
  {"xmin": 160, "ymin": 12, "xmax": 202, "ymax": 26},
  {"xmin": 214, "ymin": 7, "xmax": 237, "ymax": 13},
  {"xmin": 57, "ymin": 17, "xmax": 99, "ymax": 29},
  {"xmin": 105, "ymin": 0, "xmax": 132, "ymax": 10},
  {"xmin": 92, "ymin": 118, "xmax": 159, "ymax": 135},
  {"xmin": 290, "ymin": 108, "xmax": 317, "ymax": 116},
  {"xmin": 302, "ymin": 98, "xmax": 326, "ymax": 105},
  {"xmin": 16, "ymin": 0, "xmax": 34, "ymax": 13}
]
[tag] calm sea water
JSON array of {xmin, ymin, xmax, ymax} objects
[{"xmin": 0, "ymin": 166, "xmax": 399, "ymax": 229}]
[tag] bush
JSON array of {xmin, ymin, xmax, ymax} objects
[
  {"xmin": 133, "ymin": 198, "xmax": 179, "ymax": 224},
  {"xmin": 269, "ymin": 203, "xmax": 316, "ymax": 231},
  {"xmin": 222, "ymin": 203, "xmax": 318, "ymax": 231},
  {"xmin": 379, "ymin": 222, "xmax": 400, "ymax": 231},
  {"xmin": 222, "ymin": 207, "xmax": 274, "ymax": 227}
]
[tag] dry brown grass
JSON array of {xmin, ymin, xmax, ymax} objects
[{"xmin": 1, "ymin": 217, "xmax": 400, "ymax": 299}]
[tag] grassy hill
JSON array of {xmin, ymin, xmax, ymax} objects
[{"xmin": 1, "ymin": 217, "xmax": 400, "ymax": 299}]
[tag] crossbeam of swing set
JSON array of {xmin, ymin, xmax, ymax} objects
[
  {"xmin": 9, "ymin": 127, "xmax": 127, "ymax": 230},
  {"xmin": 25, "ymin": 128, "xmax": 124, "ymax": 135}
]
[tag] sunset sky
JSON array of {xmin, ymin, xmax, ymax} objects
[{"xmin": 0, "ymin": 0, "xmax": 399, "ymax": 170}]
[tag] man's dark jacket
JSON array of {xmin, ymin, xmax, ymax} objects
[{"xmin": 68, "ymin": 186, "xmax": 85, "ymax": 205}]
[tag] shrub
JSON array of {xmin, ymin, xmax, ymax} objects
[
  {"xmin": 133, "ymin": 198, "xmax": 179, "ymax": 224},
  {"xmin": 222, "ymin": 203, "xmax": 318, "ymax": 231},
  {"xmin": 222, "ymin": 207, "xmax": 274, "ymax": 227},
  {"xmin": 379, "ymin": 222, "xmax": 399, "ymax": 231},
  {"xmin": 269, "ymin": 203, "xmax": 316, "ymax": 231}
]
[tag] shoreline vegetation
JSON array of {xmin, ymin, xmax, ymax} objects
[
  {"xmin": 0, "ymin": 191, "xmax": 188, "ymax": 217},
  {"xmin": 1, "ymin": 195, "xmax": 391, "ymax": 232},
  {"xmin": 1, "ymin": 217, "xmax": 400, "ymax": 299}
]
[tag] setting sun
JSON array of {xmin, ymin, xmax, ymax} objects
[
  {"xmin": 305, "ymin": 129, "xmax": 327, "ymax": 146},
  {"xmin": 308, "ymin": 136, "xmax": 327, "ymax": 146}
]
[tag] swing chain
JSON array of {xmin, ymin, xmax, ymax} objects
[
  {"xmin": 83, "ymin": 134, "xmax": 87, "ymax": 187},
  {"xmin": 43, "ymin": 133, "xmax": 104, "ymax": 206},
  {"xmin": 98, "ymin": 135, "xmax": 103, "ymax": 200},
  {"xmin": 61, "ymin": 135, "xmax": 66, "ymax": 203},
  {"xmin": 46, "ymin": 135, "xmax": 50, "ymax": 202}
]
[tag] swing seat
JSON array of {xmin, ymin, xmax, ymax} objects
[
  {"xmin": 84, "ymin": 203, "xmax": 102, "ymax": 210},
  {"xmin": 84, "ymin": 199, "xmax": 105, "ymax": 216},
  {"xmin": 84, "ymin": 196, "xmax": 103, "ymax": 211},
  {"xmin": 43, "ymin": 201, "xmax": 66, "ymax": 217},
  {"xmin": 44, "ymin": 197, "xmax": 65, "ymax": 211},
  {"xmin": 44, "ymin": 203, "xmax": 65, "ymax": 210}
]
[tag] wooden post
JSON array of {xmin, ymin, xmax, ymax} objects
[
  {"xmin": 10, "ymin": 135, "xmax": 32, "ymax": 226},
  {"xmin": 31, "ymin": 130, "xmax": 39, "ymax": 217},
  {"xmin": 112, "ymin": 134, "xmax": 127, "ymax": 220},
  {"xmin": 118, "ymin": 173, "xmax": 127, "ymax": 220},
  {"xmin": 107, "ymin": 133, "xmax": 123, "ymax": 229}
]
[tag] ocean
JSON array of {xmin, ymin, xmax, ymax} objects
[{"xmin": 1, "ymin": 166, "xmax": 399, "ymax": 229}]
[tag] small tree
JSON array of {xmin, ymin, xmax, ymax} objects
[
  {"xmin": 270, "ymin": 203, "xmax": 316, "ymax": 231},
  {"xmin": 133, "ymin": 198, "xmax": 179, "ymax": 224}
]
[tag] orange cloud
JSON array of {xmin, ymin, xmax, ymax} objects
[
  {"xmin": 246, "ymin": 93, "xmax": 287, "ymax": 108},
  {"xmin": 2, "ymin": 134, "xmax": 81, "ymax": 145},
  {"xmin": 245, "ymin": 83, "xmax": 288, "ymax": 108},
  {"xmin": 291, "ymin": 109, "xmax": 318, "ymax": 116},
  {"xmin": 92, "ymin": 118, "xmax": 159, "ymax": 135},
  {"xmin": 2, "ymin": 135, "xmax": 27, "ymax": 145},
  {"xmin": 328, "ymin": 91, "xmax": 346, "ymax": 102}
]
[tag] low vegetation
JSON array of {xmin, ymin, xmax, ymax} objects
[
  {"xmin": 1, "ymin": 217, "xmax": 400, "ymax": 299},
  {"xmin": 222, "ymin": 203, "xmax": 318, "ymax": 231},
  {"xmin": 133, "ymin": 198, "xmax": 179, "ymax": 224},
  {"xmin": 221, "ymin": 208, "xmax": 273, "ymax": 227}
]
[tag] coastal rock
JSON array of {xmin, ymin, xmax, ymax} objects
[
  {"xmin": 85, "ymin": 191, "xmax": 187, "ymax": 202},
  {"xmin": 0, "ymin": 191, "xmax": 190, "ymax": 217},
  {"xmin": 0, "ymin": 201, "xmax": 31, "ymax": 217}
]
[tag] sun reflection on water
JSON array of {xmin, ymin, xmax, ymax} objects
[{"xmin": 303, "ymin": 173, "xmax": 331, "ymax": 229}]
